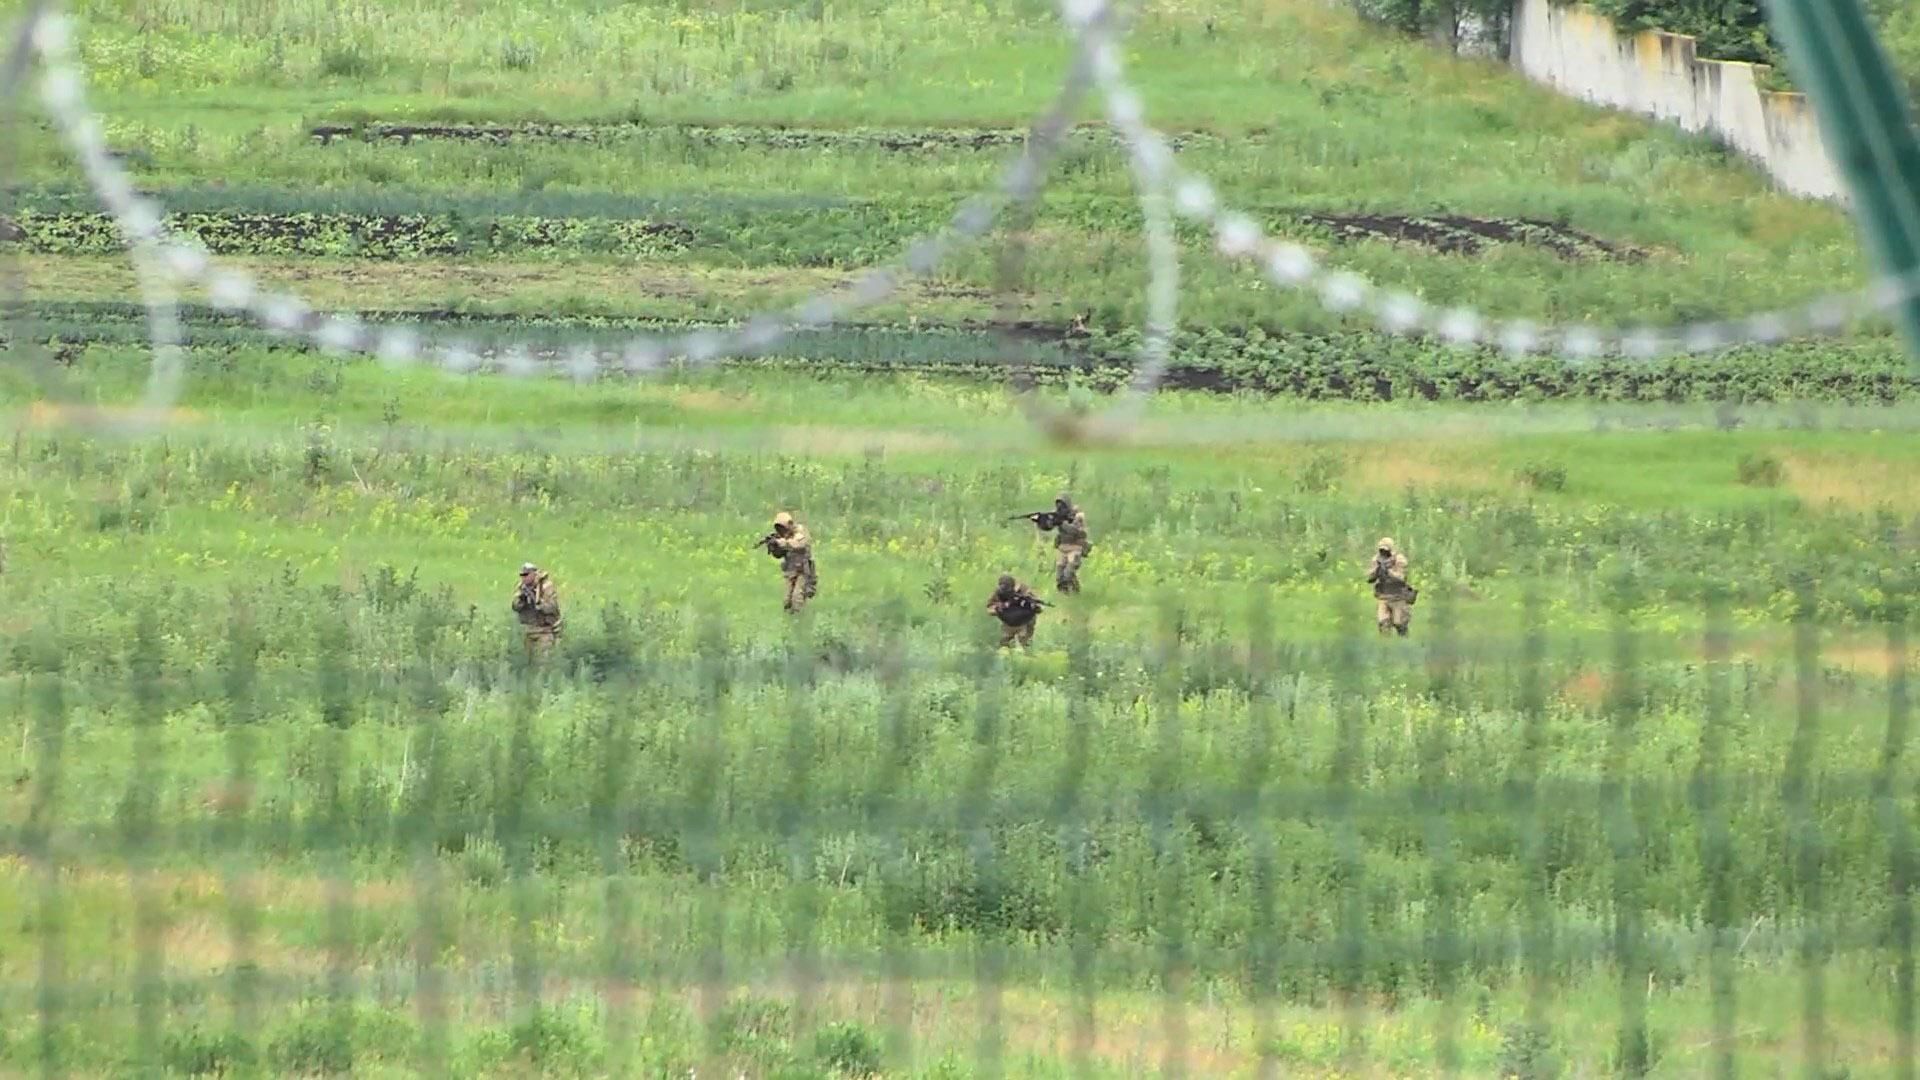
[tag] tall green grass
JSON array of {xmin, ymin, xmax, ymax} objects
[{"xmin": 3, "ymin": 383, "xmax": 1918, "ymax": 1073}]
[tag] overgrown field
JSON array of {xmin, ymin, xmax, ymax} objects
[
  {"xmin": 5, "ymin": 359, "xmax": 1920, "ymax": 1075},
  {"xmin": 2, "ymin": 0, "xmax": 1892, "ymax": 374},
  {"xmin": 6, "ymin": 0, "xmax": 1920, "ymax": 1075}
]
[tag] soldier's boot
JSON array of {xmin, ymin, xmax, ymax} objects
[{"xmin": 1395, "ymin": 622, "xmax": 1409, "ymax": 637}]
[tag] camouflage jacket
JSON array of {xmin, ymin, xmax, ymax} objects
[
  {"xmin": 1053, "ymin": 508, "xmax": 1089, "ymax": 549},
  {"xmin": 1367, "ymin": 553, "xmax": 1412, "ymax": 599},
  {"xmin": 769, "ymin": 524, "xmax": 814, "ymax": 576},
  {"xmin": 512, "ymin": 573, "xmax": 563, "ymax": 630},
  {"xmin": 987, "ymin": 583, "xmax": 1043, "ymax": 625}
]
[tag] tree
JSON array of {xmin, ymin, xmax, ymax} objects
[{"xmin": 1350, "ymin": 0, "xmax": 1514, "ymax": 55}]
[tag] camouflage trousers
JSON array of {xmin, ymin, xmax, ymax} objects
[
  {"xmin": 1054, "ymin": 543, "xmax": 1087, "ymax": 593},
  {"xmin": 1376, "ymin": 597, "xmax": 1411, "ymax": 636},
  {"xmin": 998, "ymin": 618, "xmax": 1036, "ymax": 648},
  {"xmin": 522, "ymin": 625, "xmax": 558, "ymax": 659},
  {"xmin": 784, "ymin": 561, "xmax": 818, "ymax": 612}
]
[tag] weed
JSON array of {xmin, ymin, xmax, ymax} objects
[
  {"xmin": 499, "ymin": 39, "xmax": 538, "ymax": 72},
  {"xmin": 1518, "ymin": 461, "xmax": 1567, "ymax": 492},
  {"xmin": 267, "ymin": 1004, "xmax": 414, "ymax": 1074},
  {"xmin": 1737, "ymin": 451, "xmax": 1784, "ymax": 487},
  {"xmin": 162, "ymin": 1026, "xmax": 257, "ymax": 1075},
  {"xmin": 1297, "ymin": 449, "xmax": 1347, "ymax": 494},
  {"xmin": 812, "ymin": 1021, "xmax": 884, "ymax": 1076},
  {"xmin": 318, "ymin": 42, "xmax": 381, "ymax": 80},
  {"xmin": 712, "ymin": 997, "xmax": 794, "ymax": 1063},
  {"xmin": 1496, "ymin": 1023, "xmax": 1561, "ymax": 1079}
]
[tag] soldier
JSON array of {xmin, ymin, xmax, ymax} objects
[
  {"xmin": 512, "ymin": 562, "xmax": 562, "ymax": 658},
  {"xmin": 764, "ymin": 510, "xmax": 818, "ymax": 613},
  {"xmin": 1043, "ymin": 492, "xmax": 1091, "ymax": 593},
  {"xmin": 986, "ymin": 573, "xmax": 1047, "ymax": 648},
  {"xmin": 1366, "ymin": 537, "xmax": 1415, "ymax": 637}
]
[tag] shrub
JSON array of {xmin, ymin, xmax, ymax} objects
[
  {"xmin": 162, "ymin": 1026, "xmax": 257, "ymax": 1075},
  {"xmin": 1517, "ymin": 461, "xmax": 1567, "ymax": 492},
  {"xmin": 811, "ymin": 1021, "xmax": 883, "ymax": 1077},
  {"xmin": 1737, "ymin": 452, "xmax": 1784, "ymax": 487}
]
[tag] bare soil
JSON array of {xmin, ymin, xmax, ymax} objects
[{"xmin": 1299, "ymin": 212, "xmax": 1646, "ymax": 262}]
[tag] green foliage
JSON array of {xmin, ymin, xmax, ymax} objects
[
  {"xmin": 1518, "ymin": 460, "xmax": 1568, "ymax": 491},
  {"xmin": 1350, "ymin": 0, "xmax": 1513, "ymax": 50},
  {"xmin": 1737, "ymin": 450, "xmax": 1785, "ymax": 486},
  {"xmin": 1496, "ymin": 1022, "xmax": 1563, "ymax": 1078},
  {"xmin": 1588, "ymin": 1, "xmax": 1776, "ymax": 66},
  {"xmin": 1583, "ymin": 0, "xmax": 1920, "ymax": 96},
  {"xmin": 475, "ymin": 1006, "xmax": 604, "ymax": 1076},
  {"xmin": 811, "ymin": 1021, "xmax": 884, "ymax": 1076},
  {"xmin": 712, "ymin": 997, "xmax": 795, "ymax": 1063},
  {"xmin": 162, "ymin": 1026, "xmax": 258, "ymax": 1075},
  {"xmin": 267, "ymin": 1003, "xmax": 415, "ymax": 1074}
]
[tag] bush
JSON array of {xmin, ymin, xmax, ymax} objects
[
  {"xmin": 1297, "ymin": 449, "xmax": 1347, "ymax": 495},
  {"xmin": 498, "ymin": 1006, "xmax": 602, "ymax": 1075},
  {"xmin": 712, "ymin": 997, "xmax": 794, "ymax": 1063},
  {"xmin": 268, "ymin": 1002, "xmax": 414, "ymax": 1074},
  {"xmin": 1737, "ymin": 452, "xmax": 1784, "ymax": 487},
  {"xmin": 163, "ymin": 1026, "xmax": 257, "ymax": 1075},
  {"xmin": 1517, "ymin": 461, "xmax": 1568, "ymax": 492},
  {"xmin": 1496, "ymin": 1022, "xmax": 1562, "ymax": 1079},
  {"xmin": 811, "ymin": 1021, "xmax": 883, "ymax": 1077}
]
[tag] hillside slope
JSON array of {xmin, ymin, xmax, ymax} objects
[{"xmin": 14, "ymin": 0, "xmax": 1889, "ymax": 378}]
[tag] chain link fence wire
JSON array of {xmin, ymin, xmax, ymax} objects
[{"xmin": 4, "ymin": 0, "xmax": 1920, "ymax": 1076}]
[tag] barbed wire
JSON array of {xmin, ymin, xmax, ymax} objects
[
  {"xmin": 11, "ymin": 0, "xmax": 1920, "ymax": 446},
  {"xmin": 20, "ymin": 1, "xmax": 1126, "ymax": 424}
]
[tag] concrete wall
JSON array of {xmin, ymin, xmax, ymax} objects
[{"xmin": 1509, "ymin": 0, "xmax": 1841, "ymax": 201}]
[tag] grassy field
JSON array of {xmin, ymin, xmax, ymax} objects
[
  {"xmin": 4, "ymin": 364, "xmax": 1920, "ymax": 1076},
  {"xmin": 5, "ymin": 0, "xmax": 1920, "ymax": 1076}
]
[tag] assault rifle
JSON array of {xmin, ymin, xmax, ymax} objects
[
  {"xmin": 992, "ymin": 592, "xmax": 1051, "ymax": 614},
  {"xmin": 751, "ymin": 531, "xmax": 781, "ymax": 552},
  {"xmin": 1368, "ymin": 556, "xmax": 1417, "ymax": 603},
  {"xmin": 1007, "ymin": 510, "xmax": 1060, "ymax": 530}
]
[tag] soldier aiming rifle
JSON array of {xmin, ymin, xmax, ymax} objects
[
  {"xmin": 1009, "ymin": 493, "xmax": 1091, "ymax": 593},
  {"xmin": 1007, "ymin": 509, "xmax": 1062, "ymax": 530},
  {"xmin": 757, "ymin": 510, "xmax": 818, "ymax": 613},
  {"xmin": 511, "ymin": 562, "xmax": 562, "ymax": 659}
]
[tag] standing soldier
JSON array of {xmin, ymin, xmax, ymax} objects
[
  {"xmin": 762, "ymin": 510, "xmax": 818, "ymax": 613},
  {"xmin": 986, "ymin": 573, "xmax": 1048, "ymax": 648},
  {"xmin": 512, "ymin": 562, "xmax": 562, "ymax": 658},
  {"xmin": 1008, "ymin": 493, "xmax": 1091, "ymax": 592},
  {"xmin": 1048, "ymin": 493, "xmax": 1090, "ymax": 593},
  {"xmin": 1367, "ymin": 537, "xmax": 1416, "ymax": 637}
]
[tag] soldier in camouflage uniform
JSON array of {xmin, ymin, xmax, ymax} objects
[
  {"xmin": 511, "ymin": 562, "xmax": 563, "ymax": 658},
  {"xmin": 1366, "ymin": 537, "xmax": 1415, "ymax": 637},
  {"xmin": 765, "ymin": 511, "xmax": 818, "ymax": 613},
  {"xmin": 1040, "ymin": 493, "xmax": 1090, "ymax": 593},
  {"xmin": 987, "ymin": 573, "xmax": 1045, "ymax": 648}
]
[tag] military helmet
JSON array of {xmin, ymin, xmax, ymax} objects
[
  {"xmin": 1377, "ymin": 538, "xmax": 1396, "ymax": 553},
  {"xmin": 520, "ymin": 562, "xmax": 538, "ymax": 575},
  {"xmin": 773, "ymin": 511, "xmax": 794, "ymax": 528},
  {"xmin": 998, "ymin": 573, "xmax": 1016, "ymax": 591}
]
